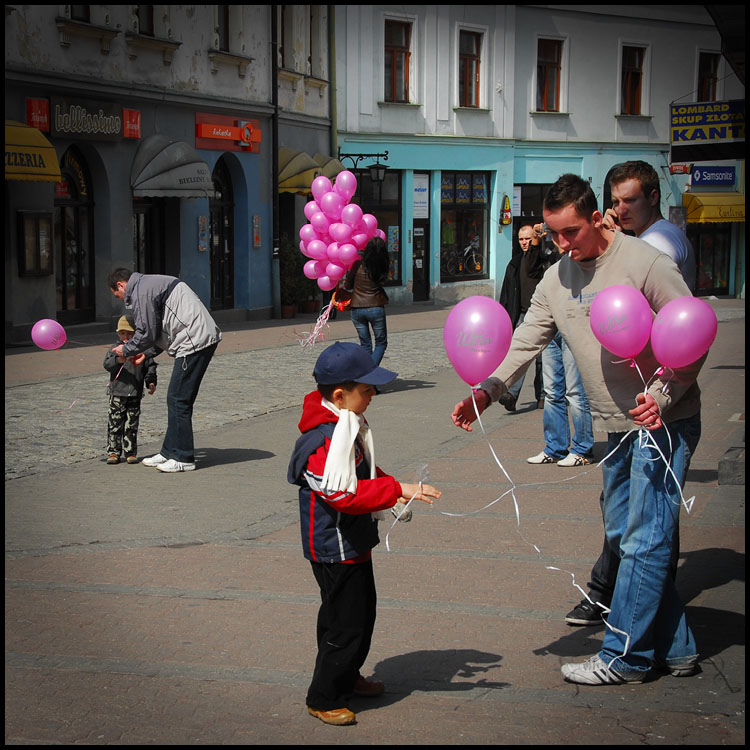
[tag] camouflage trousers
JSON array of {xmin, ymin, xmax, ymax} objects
[{"xmin": 107, "ymin": 395, "xmax": 142, "ymax": 457}]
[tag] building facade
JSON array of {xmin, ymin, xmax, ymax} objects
[{"xmin": 334, "ymin": 5, "xmax": 745, "ymax": 304}]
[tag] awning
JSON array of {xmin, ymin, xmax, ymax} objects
[
  {"xmin": 278, "ymin": 147, "xmax": 321, "ymax": 194},
  {"xmin": 313, "ymin": 152, "xmax": 346, "ymax": 179},
  {"xmin": 130, "ymin": 134, "xmax": 215, "ymax": 198},
  {"xmin": 682, "ymin": 192, "xmax": 745, "ymax": 223},
  {"xmin": 5, "ymin": 120, "xmax": 62, "ymax": 182}
]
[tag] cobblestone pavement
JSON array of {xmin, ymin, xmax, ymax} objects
[{"xmin": 5, "ymin": 329, "xmax": 447, "ymax": 480}]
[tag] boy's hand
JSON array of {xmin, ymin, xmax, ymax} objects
[
  {"xmin": 451, "ymin": 389, "xmax": 490, "ymax": 432},
  {"xmin": 148, "ymin": 383, "xmax": 156, "ymax": 395},
  {"xmin": 131, "ymin": 353, "xmax": 146, "ymax": 366},
  {"xmin": 112, "ymin": 344, "xmax": 124, "ymax": 357},
  {"xmin": 399, "ymin": 483, "xmax": 441, "ymax": 505}
]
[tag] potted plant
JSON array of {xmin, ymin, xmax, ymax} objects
[{"xmin": 279, "ymin": 235, "xmax": 305, "ymax": 318}]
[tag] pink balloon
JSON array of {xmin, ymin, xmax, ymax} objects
[
  {"xmin": 351, "ymin": 232, "xmax": 369, "ymax": 250},
  {"xmin": 362, "ymin": 214, "xmax": 378, "ymax": 237},
  {"xmin": 306, "ymin": 239, "xmax": 328, "ymax": 260},
  {"xmin": 326, "ymin": 261, "xmax": 346, "ymax": 280},
  {"xmin": 443, "ymin": 297, "xmax": 513, "ymax": 386},
  {"xmin": 303, "ymin": 260, "xmax": 323, "ymax": 279},
  {"xmin": 376, "ymin": 229, "xmax": 386, "ymax": 241},
  {"xmin": 334, "ymin": 170, "xmax": 357, "ymax": 200},
  {"xmin": 589, "ymin": 285, "xmax": 653, "ymax": 359},
  {"xmin": 326, "ymin": 242, "xmax": 341, "ymax": 261},
  {"xmin": 341, "ymin": 203, "xmax": 363, "ymax": 228},
  {"xmin": 650, "ymin": 296, "xmax": 717, "ymax": 368},
  {"xmin": 319, "ymin": 191, "xmax": 344, "ymax": 220},
  {"xmin": 311, "ymin": 176, "xmax": 333, "ymax": 201},
  {"xmin": 317, "ymin": 275, "xmax": 338, "ymax": 292},
  {"xmin": 303, "ymin": 201, "xmax": 321, "ymax": 221},
  {"xmin": 310, "ymin": 211, "xmax": 330, "ymax": 234},
  {"xmin": 338, "ymin": 243, "xmax": 359, "ymax": 268},
  {"xmin": 31, "ymin": 318, "xmax": 67, "ymax": 350},
  {"xmin": 329, "ymin": 222, "xmax": 353, "ymax": 243},
  {"xmin": 299, "ymin": 224, "xmax": 318, "ymax": 243}
]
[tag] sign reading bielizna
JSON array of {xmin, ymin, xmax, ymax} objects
[{"xmin": 670, "ymin": 99, "xmax": 745, "ymax": 163}]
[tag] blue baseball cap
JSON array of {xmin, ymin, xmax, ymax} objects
[{"xmin": 313, "ymin": 341, "xmax": 398, "ymax": 386}]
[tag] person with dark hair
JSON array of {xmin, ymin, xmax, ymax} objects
[
  {"xmin": 108, "ymin": 268, "xmax": 221, "ymax": 472},
  {"xmin": 341, "ymin": 238, "xmax": 390, "ymax": 366},
  {"xmin": 451, "ymin": 174, "xmax": 704, "ymax": 686}
]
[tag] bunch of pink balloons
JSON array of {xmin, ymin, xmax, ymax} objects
[
  {"xmin": 299, "ymin": 171, "xmax": 386, "ymax": 291},
  {"xmin": 589, "ymin": 285, "xmax": 717, "ymax": 368}
]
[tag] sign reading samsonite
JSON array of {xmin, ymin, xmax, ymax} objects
[
  {"xmin": 51, "ymin": 97, "xmax": 123, "ymax": 141},
  {"xmin": 691, "ymin": 166, "xmax": 736, "ymax": 187},
  {"xmin": 670, "ymin": 99, "xmax": 745, "ymax": 163}
]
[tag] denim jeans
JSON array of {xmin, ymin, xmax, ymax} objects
[
  {"xmin": 599, "ymin": 417, "xmax": 698, "ymax": 673},
  {"xmin": 540, "ymin": 333, "xmax": 593, "ymax": 458},
  {"xmin": 350, "ymin": 306, "xmax": 388, "ymax": 366},
  {"xmin": 161, "ymin": 342, "xmax": 218, "ymax": 463},
  {"xmin": 508, "ymin": 313, "xmax": 544, "ymax": 401}
]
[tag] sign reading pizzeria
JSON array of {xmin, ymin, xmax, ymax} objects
[{"xmin": 195, "ymin": 112, "xmax": 262, "ymax": 153}]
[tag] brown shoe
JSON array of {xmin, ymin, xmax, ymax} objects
[
  {"xmin": 307, "ymin": 707, "xmax": 356, "ymax": 725},
  {"xmin": 106, "ymin": 453, "xmax": 120, "ymax": 464},
  {"xmin": 126, "ymin": 455, "xmax": 139, "ymax": 464},
  {"xmin": 354, "ymin": 675, "xmax": 385, "ymax": 697}
]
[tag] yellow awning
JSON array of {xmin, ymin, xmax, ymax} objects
[
  {"xmin": 5, "ymin": 120, "xmax": 62, "ymax": 182},
  {"xmin": 313, "ymin": 152, "xmax": 346, "ymax": 179},
  {"xmin": 278, "ymin": 147, "xmax": 320, "ymax": 194},
  {"xmin": 682, "ymin": 192, "xmax": 745, "ymax": 223}
]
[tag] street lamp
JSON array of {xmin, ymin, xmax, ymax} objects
[{"xmin": 337, "ymin": 148, "xmax": 389, "ymax": 182}]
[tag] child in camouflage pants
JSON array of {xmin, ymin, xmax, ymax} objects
[{"xmin": 103, "ymin": 315, "xmax": 157, "ymax": 464}]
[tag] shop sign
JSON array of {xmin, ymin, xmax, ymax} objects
[
  {"xmin": 691, "ymin": 165, "xmax": 736, "ymax": 187},
  {"xmin": 195, "ymin": 112, "xmax": 262, "ymax": 153},
  {"xmin": 413, "ymin": 174, "xmax": 429, "ymax": 219},
  {"xmin": 670, "ymin": 99, "xmax": 745, "ymax": 162},
  {"xmin": 26, "ymin": 99, "xmax": 50, "ymax": 131},
  {"xmin": 123, "ymin": 109, "xmax": 141, "ymax": 139},
  {"xmin": 51, "ymin": 97, "xmax": 123, "ymax": 141}
]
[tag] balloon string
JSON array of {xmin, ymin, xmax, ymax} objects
[
  {"xmin": 385, "ymin": 482, "xmax": 421, "ymax": 552},
  {"xmin": 297, "ymin": 302, "xmax": 334, "ymax": 349}
]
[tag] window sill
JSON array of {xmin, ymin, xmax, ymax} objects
[
  {"xmin": 208, "ymin": 49, "xmax": 254, "ymax": 78},
  {"xmin": 529, "ymin": 110, "xmax": 571, "ymax": 117},
  {"xmin": 125, "ymin": 32, "xmax": 182, "ymax": 64},
  {"xmin": 304, "ymin": 75, "xmax": 328, "ymax": 98},
  {"xmin": 55, "ymin": 17, "xmax": 120, "ymax": 54},
  {"xmin": 377, "ymin": 101, "xmax": 422, "ymax": 108},
  {"xmin": 615, "ymin": 113, "xmax": 652, "ymax": 121},
  {"xmin": 453, "ymin": 106, "xmax": 490, "ymax": 113}
]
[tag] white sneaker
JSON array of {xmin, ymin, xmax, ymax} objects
[
  {"xmin": 142, "ymin": 453, "xmax": 168, "ymax": 467},
  {"xmin": 557, "ymin": 453, "xmax": 591, "ymax": 467},
  {"xmin": 156, "ymin": 459, "xmax": 196, "ymax": 473},
  {"xmin": 527, "ymin": 451, "xmax": 556, "ymax": 464},
  {"xmin": 561, "ymin": 655, "xmax": 647, "ymax": 685}
]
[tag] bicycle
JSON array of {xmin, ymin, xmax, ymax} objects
[{"xmin": 441, "ymin": 235, "xmax": 484, "ymax": 276}]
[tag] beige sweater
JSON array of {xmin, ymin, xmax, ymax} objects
[{"xmin": 479, "ymin": 231, "xmax": 703, "ymax": 434}]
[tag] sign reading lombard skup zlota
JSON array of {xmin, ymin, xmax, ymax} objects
[{"xmin": 670, "ymin": 99, "xmax": 745, "ymax": 163}]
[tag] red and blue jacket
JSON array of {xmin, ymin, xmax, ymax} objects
[{"xmin": 287, "ymin": 391, "xmax": 402, "ymax": 563}]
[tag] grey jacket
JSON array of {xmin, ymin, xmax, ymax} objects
[{"xmin": 120, "ymin": 272, "xmax": 222, "ymax": 359}]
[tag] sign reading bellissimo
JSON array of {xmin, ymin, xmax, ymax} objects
[
  {"xmin": 670, "ymin": 99, "xmax": 745, "ymax": 163},
  {"xmin": 51, "ymin": 97, "xmax": 123, "ymax": 141}
]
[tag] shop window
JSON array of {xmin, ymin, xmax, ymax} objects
[
  {"xmin": 440, "ymin": 172, "xmax": 489, "ymax": 281},
  {"xmin": 352, "ymin": 169, "xmax": 402, "ymax": 285},
  {"xmin": 689, "ymin": 224, "xmax": 730, "ymax": 296},
  {"xmin": 17, "ymin": 211, "xmax": 54, "ymax": 276},
  {"xmin": 384, "ymin": 19, "xmax": 411, "ymax": 103}
]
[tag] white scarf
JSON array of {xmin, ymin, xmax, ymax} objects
[{"xmin": 320, "ymin": 397, "xmax": 376, "ymax": 495}]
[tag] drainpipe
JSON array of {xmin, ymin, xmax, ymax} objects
[
  {"xmin": 271, "ymin": 5, "xmax": 281, "ymax": 318},
  {"xmin": 328, "ymin": 5, "xmax": 337, "ymax": 158}
]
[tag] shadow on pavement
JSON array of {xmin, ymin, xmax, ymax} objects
[{"xmin": 194, "ymin": 447, "xmax": 275, "ymax": 467}]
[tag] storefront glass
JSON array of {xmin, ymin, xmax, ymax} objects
[{"xmin": 689, "ymin": 223, "xmax": 731, "ymax": 296}]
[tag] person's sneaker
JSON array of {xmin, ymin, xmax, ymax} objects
[
  {"xmin": 307, "ymin": 707, "xmax": 356, "ymax": 725},
  {"xmin": 655, "ymin": 655, "xmax": 700, "ymax": 677},
  {"xmin": 557, "ymin": 453, "xmax": 591, "ymax": 467},
  {"xmin": 142, "ymin": 453, "xmax": 168, "ymax": 467},
  {"xmin": 565, "ymin": 598, "xmax": 606, "ymax": 625},
  {"xmin": 527, "ymin": 451, "xmax": 556, "ymax": 464},
  {"xmin": 106, "ymin": 453, "xmax": 120, "ymax": 465},
  {"xmin": 126, "ymin": 455, "xmax": 139, "ymax": 465},
  {"xmin": 561, "ymin": 655, "xmax": 647, "ymax": 685},
  {"xmin": 498, "ymin": 392, "xmax": 517, "ymax": 412},
  {"xmin": 156, "ymin": 459, "xmax": 196, "ymax": 473}
]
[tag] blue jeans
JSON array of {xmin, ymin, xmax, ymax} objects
[
  {"xmin": 350, "ymin": 307, "xmax": 388, "ymax": 366},
  {"xmin": 508, "ymin": 313, "xmax": 544, "ymax": 402},
  {"xmin": 540, "ymin": 333, "xmax": 593, "ymax": 458},
  {"xmin": 600, "ymin": 417, "xmax": 698, "ymax": 673},
  {"xmin": 162, "ymin": 342, "xmax": 218, "ymax": 463}
]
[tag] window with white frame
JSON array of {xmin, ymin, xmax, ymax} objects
[
  {"xmin": 537, "ymin": 38, "xmax": 563, "ymax": 112},
  {"xmin": 458, "ymin": 29, "xmax": 483, "ymax": 108},
  {"xmin": 620, "ymin": 44, "xmax": 649, "ymax": 115},
  {"xmin": 697, "ymin": 51, "xmax": 721, "ymax": 102},
  {"xmin": 384, "ymin": 19, "xmax": 412, "ymax": 103}
]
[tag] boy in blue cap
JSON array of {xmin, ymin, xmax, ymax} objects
[{"xmin": 288, "ymin": 341, "xmax": 441, "ymax": 725}]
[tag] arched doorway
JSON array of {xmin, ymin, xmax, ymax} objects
[
  {"xmin": 54, "ymin": 147, "xmax": 95, "ymax": 324},
  {"xmin": 210, "ymin": 158, "xmax": 235, "ymax": 309}
]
